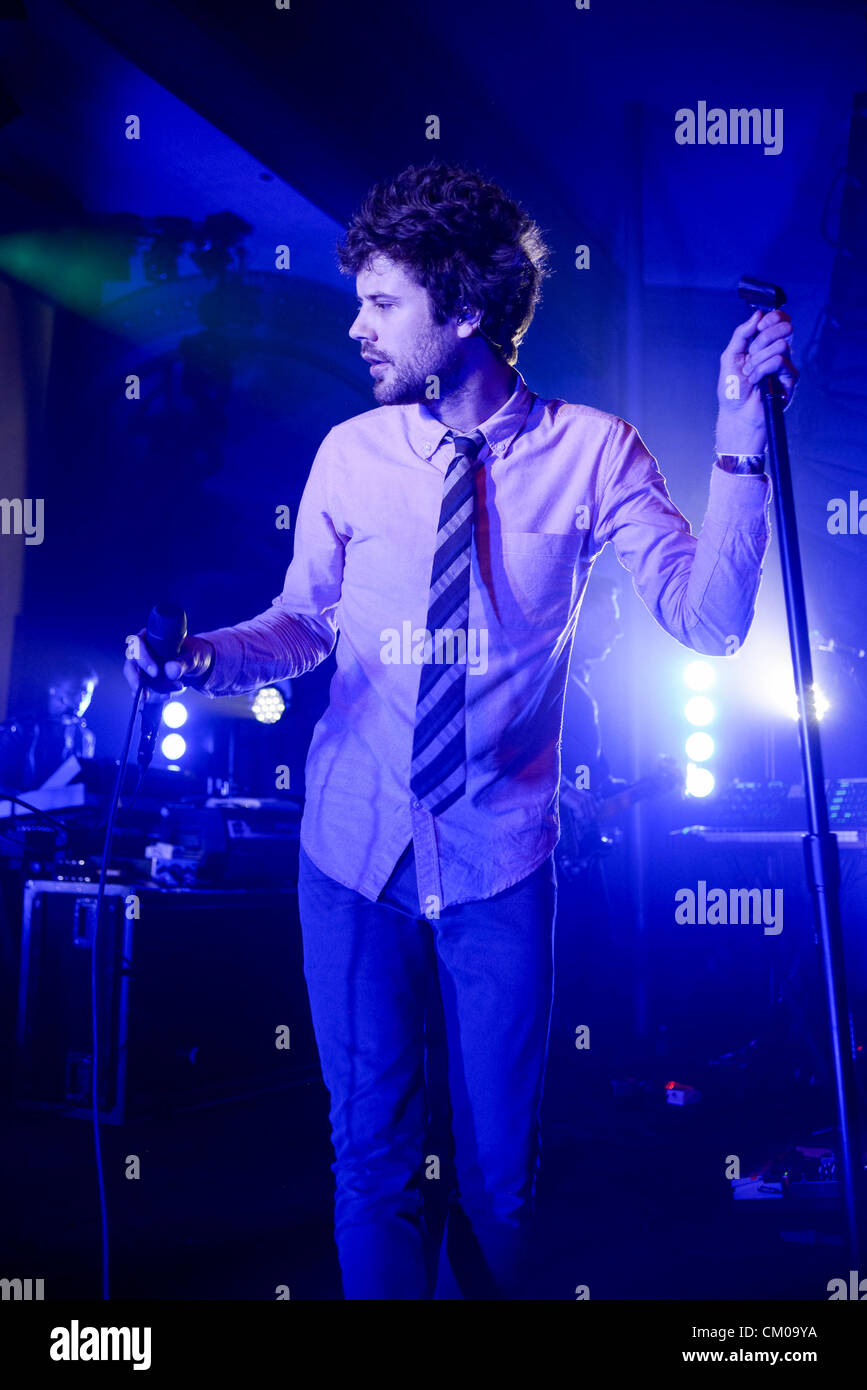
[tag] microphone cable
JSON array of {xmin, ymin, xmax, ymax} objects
[
  {"xmin": 91, "ymin": 676, "xmax": 145, "ymax": 1301},
  {"xmin": 91, "ymin": 603, "xmax": 186, "ymax": 1298}
]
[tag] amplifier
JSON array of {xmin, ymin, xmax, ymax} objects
[
  {"xmin": 145, "ymin": 797, "xmax": 303, "ymax": 887},
  {"xmin": 15, "ymin": 878, "xmax": 317, "ymax": 1123}
]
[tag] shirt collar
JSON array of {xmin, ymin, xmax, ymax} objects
[{"xmin": 407, "ymin": 367, "xmax": 533, "ymax": 464}]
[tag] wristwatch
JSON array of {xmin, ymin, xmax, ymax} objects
[
  {"xmin": 714, "ymin": 450, "xmax": 767, "ymax": 475},
  {"xmin": 183, "ymin": 642, "xmax": 215, "ymax": 689}
]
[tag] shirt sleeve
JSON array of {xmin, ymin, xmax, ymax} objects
[
  {"xmin": 592, "ymin": 417, "xmax": 771, "ymax": 656},
  {"xmin": 193, "ymin": 430, "xmax": 345, "ymax": 696}
]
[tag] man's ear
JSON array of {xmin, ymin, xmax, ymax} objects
[{"xmin": 456, "ymin": 305, "xmax": 482, "ymax": 335}]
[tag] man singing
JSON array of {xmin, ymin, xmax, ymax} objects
[{"xmin": 124, "ymin": 161, "xmax": 796, "ymax": 1300}]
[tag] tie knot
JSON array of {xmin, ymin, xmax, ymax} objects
[{"xmin": 447, "ymin": 429, "xmax": 486, "ymax": 464}]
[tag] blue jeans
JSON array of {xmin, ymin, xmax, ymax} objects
[{"xmin": 297, "ymin": 841, "xmax": 557, "ymax": 1300}]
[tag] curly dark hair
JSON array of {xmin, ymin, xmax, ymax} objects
[{"xmin": 336, "ymin": 161, "xmax": 551, "ymax": 366}]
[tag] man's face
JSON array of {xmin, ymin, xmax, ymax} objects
[
  {"xmin": 349, "ymin": 255, "xmax": 466, "ymax": 405},
  {"xmin": 48, "ymin": 677, "xmax": 96, "ymax": 718}
]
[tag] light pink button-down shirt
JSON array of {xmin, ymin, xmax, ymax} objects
[{"xmin": 196, "ymin": 368, "xmax": 771, "ymax": 910}]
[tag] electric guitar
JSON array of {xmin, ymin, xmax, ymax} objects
[{"xmin": 557, "ymin": 755, "xmax": 682, "ymax": 878}]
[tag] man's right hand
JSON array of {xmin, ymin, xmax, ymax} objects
[{"xmin": 123, "ymin": 628, "xmax": 215, "ymax": 693}]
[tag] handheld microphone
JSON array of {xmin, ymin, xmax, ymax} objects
[
  {"xmin": 737, "ymin": 276, "xmax": 786, "ymax": 313},
  {"xmin": 137, "ymin": 602, "xmax": 188, "ymax": 770}
]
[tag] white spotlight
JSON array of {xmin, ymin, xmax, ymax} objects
[
  {"xmin": 685, "ymin": 696, "xmax": 715, "ymax": 727},
  {"xmin": 684, "ymin": 660, "xmax": 715, "ymax": 691},
  {"xmin": 251, "ymin": 686, "xmax": 286, "ymax": 724},
  {"xmin": 163, "ymin": 700, "xmax": 188, "ymax": 729},
  {"xmin": 685, "ymin": 731, "xmax": 714, "ymax": 762},
  {"xmin": 685, "ymin": 763, "xmax": 715, "ymax": 798},
  {"xmin": 161, "ymin": 733, "xmax": 186, "ymax": 760}
]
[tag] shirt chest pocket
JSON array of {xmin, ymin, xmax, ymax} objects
[{"xmin": 486, "ymin": 530, "xmax": 583, "ymax": 631}]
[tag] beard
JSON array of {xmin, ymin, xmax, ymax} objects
[{"xmin": 371, "ymin": 320, "xmax": 465, "ymax": 405}]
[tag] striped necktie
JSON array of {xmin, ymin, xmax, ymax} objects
[{"xmin": 410, "ymin": 428, "xmax": 487, "ymax": 815}]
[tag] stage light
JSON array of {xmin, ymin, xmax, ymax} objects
[
  {"xmin": 161, "ymin": 733, "xmax": 186, "ymax": 760},
  {"xmin": 685, "ymin": 763, "xmax": 715, "ymax": 798},
  {"xmin": 251, "ymin": 686, "xmax": 285, "ymax": 724},
  {"xmin": 163, "ymin": 700, "xmax": 188, "ymax": 729},
  {"xmin": 685, "ymin": 731, "xmax": 714, "ymax": 762},
  {"xmin": 765, "ymin": 668, "xmax": 830, "ymax": 723},
  {"xmin": 684, "ymin": 696, "xmax": 715, "ymax": 727},
  {"xmin": 684, "ymin": 660, "xmax": 714, "ymax": 691},
  {"xmin": 788, "ymin": 684, "xmax": 830, "ymax": 722},
  {"xmin": 682, "ymin": 665, "xmax": 718, "ymax": 786}
]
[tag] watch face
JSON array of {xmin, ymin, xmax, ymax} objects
[{"xmin": 716, "ymin": 453, "xmax": 765, "ymax": 474}]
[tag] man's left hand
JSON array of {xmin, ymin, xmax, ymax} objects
[{"xmin": 715, "ymin": 308, "xmax": 799, "ymax": 453}]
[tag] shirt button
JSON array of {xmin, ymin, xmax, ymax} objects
[{"xmin": 411, "ymin": 798, "xmax": 421, "ymax": 810}]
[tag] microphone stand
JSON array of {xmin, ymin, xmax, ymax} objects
[{"xmin": 739, "ymin": 276, "xmax": 863, "ymax": 1265}]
